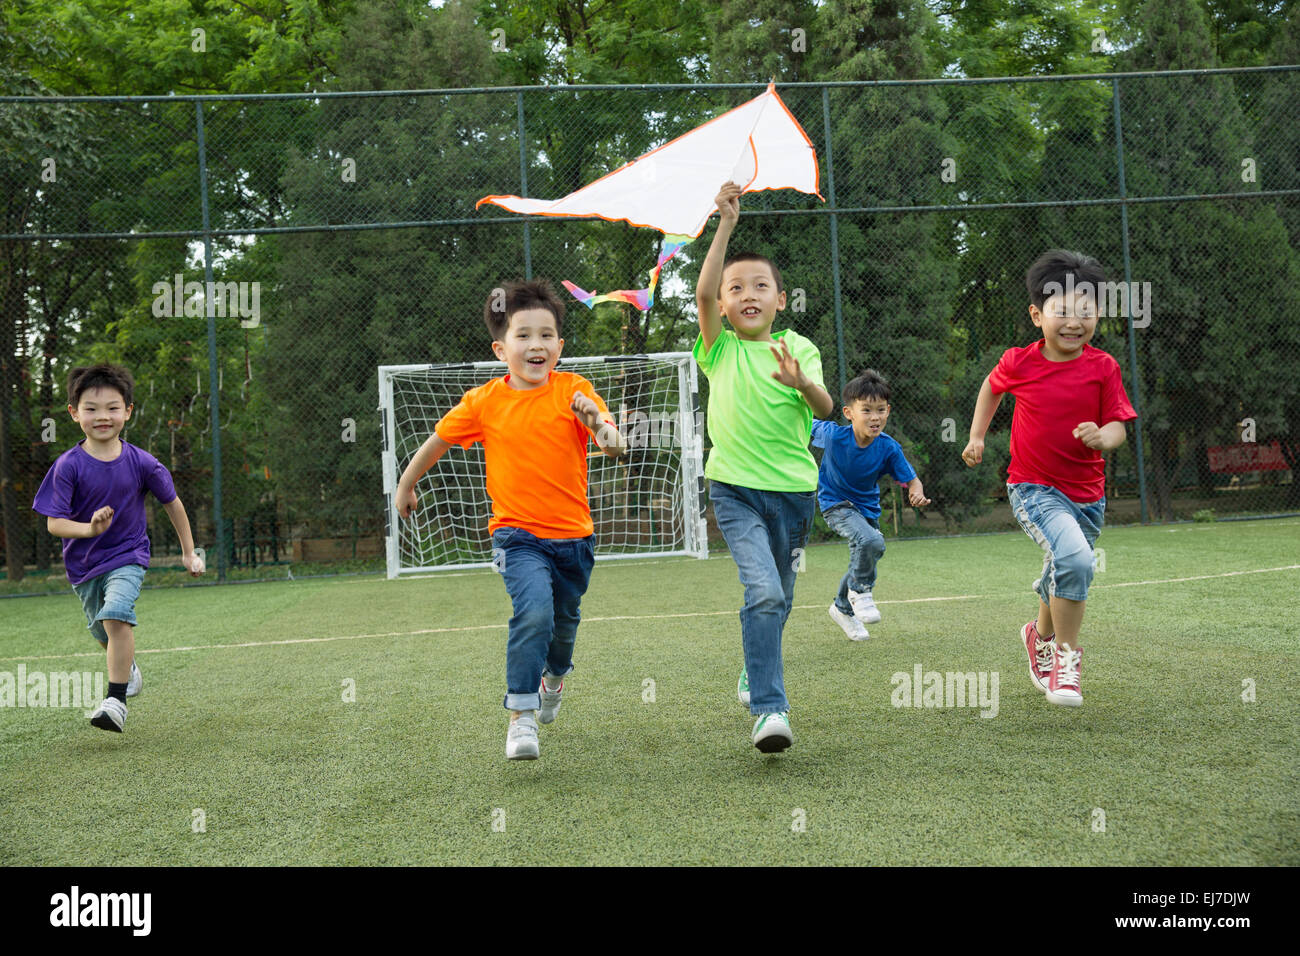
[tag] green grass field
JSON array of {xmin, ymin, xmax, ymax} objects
[{"xmin": 2, "ymin": 518, "xmax": 1297, "ymax": 866}]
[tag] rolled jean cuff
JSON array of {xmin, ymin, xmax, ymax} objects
[
  {"xmin": 95, "ymin": 602, "xmax": 138, "ymax": 627},
  {"xmin": 543, "ymin": 664, "xmax": 573, "ymax": 680},
  {"xmin": 504, "ymin": 692, "xmax": 542, "ymax": 712}
]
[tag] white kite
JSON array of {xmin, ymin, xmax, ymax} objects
[{"xmin": 478, "ymin": 82, "xmax": 822, "ymax": 310}]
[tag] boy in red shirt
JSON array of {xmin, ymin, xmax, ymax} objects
[
  {"xmin": 962, "ymin": 250, "xmax": 1137, "ymax": 706},
  {"xmin": 394, "ymin": 279, "xmax": 626, "ymax": 759}
]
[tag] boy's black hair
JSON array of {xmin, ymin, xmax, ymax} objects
[
  {"xmin": 68, "ymin": 364, "xmax": 134, "ymax": 408},
  {"xmin": 720, "ymin": 252, "xmax": 784, "ymax": 295},
  {"xmin": 843, "ymin": 369, "xmax": 890, "ymax": 405},
  {"xmin": 484, "ymin": 279, "xmax": 566, "ymax": 340},
  {"xmin": 1026, "ymin": 249, "xmax": 1106, "ymax": 310}
]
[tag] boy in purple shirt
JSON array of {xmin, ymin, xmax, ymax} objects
[{"xmin": 32, "ymin": 364, "xmax": 204, "ymax": 733}]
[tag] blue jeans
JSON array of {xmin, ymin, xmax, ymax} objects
[
  {"xmin": 491, "ymin": 526, "xmax": 595, "ymax": 712},
  {"xmin": 1007, "ymin": 483, "xmax": 1106, "ymax": 603},
  {"xmin": 71, "ymin": 563, "xmax": 146, "ymax": 646},
  {"xmin": 822, "ymin": 503, "xmax": 884, "ymax": 613},
  {"xmin": 708, "ymin": 480, "xmax": 815, "ymax": 715}
]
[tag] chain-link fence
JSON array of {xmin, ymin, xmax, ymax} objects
[{"xmin": 3, "ymin": 67, "xmax": 1298, "ymax": 584}]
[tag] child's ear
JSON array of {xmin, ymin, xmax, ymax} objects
[
  {"xmin": 67, "ymin": 404, "xmax": 78, "ymax": 419},
  {"xmin": 490, "ymin": 340, "xmax": 506, "ymax": 361},
  {"xmin": 124, "ymin": 403, "xmax": 134, "ymax": 420},
  {"xmin": 1028, "ymin": 304, "xmax": 1043, "ymax": 327},
  {"xmin": 776, "ymin": 290, "xmax": 787, "ymax": 311}
]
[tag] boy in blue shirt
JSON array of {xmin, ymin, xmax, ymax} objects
[{"xmin": 813, "ymin": 370, "xmax": 929, "ymax": 641}]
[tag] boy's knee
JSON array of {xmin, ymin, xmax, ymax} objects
[
  {"xmin": 1054, "ymin": 546, "xmax": 1095, "ymax": 592},
  {"xmin": 512, "ymin": 604, "xmax": 553, "ymax": 635},
  {"xmin": 851, "ymin": 525, "xmax": 884, "ymax": 555},
  {"xmin": 746, "ymin": 580, "xmax": 786, "ymax": 613}
]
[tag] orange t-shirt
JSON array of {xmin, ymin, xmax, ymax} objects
[{"xmin": 434, "ymin": 370, "xmax": 609, "ymax": 538}]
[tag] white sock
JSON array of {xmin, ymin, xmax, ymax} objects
[{"xmin": 542, "ymin": 675, "xmax": 562, "ymax": 692}]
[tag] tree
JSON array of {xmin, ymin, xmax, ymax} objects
[
  {"xmin": 1112, "ymin": 0, "xmax": 1300, "ymax": 516},
  {"xmin": 264, "ymin": 0, "xmax": 519, "ymax": 536}
]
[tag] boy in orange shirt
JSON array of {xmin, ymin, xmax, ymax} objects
[{"xmin": 395, "ymin": 279, "xmax": 626, "ymax": 759}]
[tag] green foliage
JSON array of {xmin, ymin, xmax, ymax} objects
[{"xmin": 2, "ymin": 0, "xmax": 1297, "ymax": 573}]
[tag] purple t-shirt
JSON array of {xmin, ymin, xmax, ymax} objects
[{"xmin": 31, "ymin": 440, "xmax": 177, "ymax": 585}]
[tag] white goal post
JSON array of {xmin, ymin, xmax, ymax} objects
[{"xmin": 378, "ymin": 353, "xmax": 709, "ymax": 578}]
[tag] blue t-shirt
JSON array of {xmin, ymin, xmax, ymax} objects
[
  {"xmin": 811, "ymin": 421, "xmax": 916, "ymax": 519},
  {"xmin": 31, "ymin": 440, "xmax": 176, "ymax": 585}
]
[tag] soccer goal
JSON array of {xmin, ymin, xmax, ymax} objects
[{"xmin": 378, "ymin": 354, "xmax": 709, "ymax": 578}]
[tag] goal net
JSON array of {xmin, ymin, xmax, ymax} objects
[{"xmin": 378, "ymin": 354, "xmax": 708, "ymax": 577}]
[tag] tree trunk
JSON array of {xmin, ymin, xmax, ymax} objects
[
  {"xmin": 0, "ymin": 238, "xmax": 28, "ymax": 582},
  {"xmin": 1148, "ymin": 428, "xmax": 1175, "ymax": 521}
]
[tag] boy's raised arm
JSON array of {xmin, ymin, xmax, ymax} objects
[
  {"xmin": 696, "ymin": 182, "xmax": 741, "ymax": 353},
  {"xmin": 395, "ymin": 433, "xmax": 453, "ymax": 518},
  {"xmin": 962, "ymin": 374, "xmax": 1004, "ymax": 467}
]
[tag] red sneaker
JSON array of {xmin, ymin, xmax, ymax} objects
[
  {"xmin": 1046, "ymin": 643, "xmax": 1083, "ymax": 707},
  {"xmin": 1021, "ymin": 621, "xmax": 1055, "ymax": 693}
]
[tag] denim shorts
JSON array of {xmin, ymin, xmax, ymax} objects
[
  {"xmin": 1007, "ymin": 483, "xmax": 1105, "ymax": 603},
  {"xmin": 72, "ymin": 564, "xmax": 146, "ymax": 645}
]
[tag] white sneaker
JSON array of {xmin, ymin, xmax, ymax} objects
[
  {"xmin": 849, "ymin": 588, "xmax": 881, "ymax": 624},
  {"xmin": 829, "ymin": 602, "xmax": 869, "ymax": 641},
  {"xmin": 90, "ymin": 697, "xmax": 127, "ymax": 733},
  {"xmin": 752, "ymin": 712, "xmax": 793, "ymax": 753},
  {"xmin": 506, "ymin": 713, "xmax": 539, "ymax": 760},
  {"xmin": 126, "ymin": 659, "xmax": 142, "ymax": 698},
  {"xmin": 539, "ymin": 677, "xmax": 563, "ymax": 724}
]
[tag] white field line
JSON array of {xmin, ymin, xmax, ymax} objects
[
  {"xmin": 363, "ymin": 556, "xmax": 692, "ymax": 582},
  {"xmin": 4, "ymin": 564, "xmax": 1297, "ymax": 664}
]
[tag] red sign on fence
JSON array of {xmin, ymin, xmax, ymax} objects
[{"xmin": 1206, "ymin": 440, "xmax": 1292, "ymax": 473}]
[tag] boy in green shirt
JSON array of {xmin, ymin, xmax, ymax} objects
[{"xmin": 694, "ymin": 181, "xmax": 834, "ymax": 753}]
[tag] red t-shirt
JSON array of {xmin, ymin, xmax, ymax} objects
[
  {"xmin": 988, "ymin": 341, "xmax": 1137, "ymax": 502},
  {"xmin": 435, "ymin": 370, "xmax": 609, "ymax": 538}
]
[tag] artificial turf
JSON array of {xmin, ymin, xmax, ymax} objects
[{"xmin": 2, "ymin": 518, "xmax": 1296, "ymax": 865}]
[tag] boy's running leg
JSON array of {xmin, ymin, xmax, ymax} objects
[
  {"xmin": 83, "ymin": 565, "xmax": 144, "ymax": 732},
  {"xmin": 1008, "ymin": 484, "xmax": 1103, "ymax": 706},
  {"xmin": 824, "ymin": 505, "xmax": 884, "ymax": 624},
  {"xmin": 102, "ymin": 620, "xmax": 134, "ymax": 689},
  {"xmin": 708, "ymin": 482, "xmax": 793, "ymax": 720},
  {"xmin": 540, "ymin": 536, "xmax": 595, "ymax": 725},
  {"xmin": 493, "ymin": 528, "xmax": 555, "ymax": 757}
]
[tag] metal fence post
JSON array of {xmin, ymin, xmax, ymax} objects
[
  {"xmin": 195, "ymin": 101, "xmax": 226, "ymax": 577},
  {"xmin": 517, "ymin": 91, "xmax": 532, "ymax": 279},
  {"xmin": 821, "ymin": 87, "xmax": 847, "ymax": 398},
  {"xmin": 1111, "ymin": 77, "xmax": 1149, "ymax": 524}
]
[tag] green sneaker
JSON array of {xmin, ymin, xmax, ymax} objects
[
  {"xmin": 737, "ymin": 668, "xmax": 750, "ymax": 706},
  {"xmin": 752, "ymin": 711, "xmax": 793, "ymax": 753}
]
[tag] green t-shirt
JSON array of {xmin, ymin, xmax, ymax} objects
[{"xmin": 692, "ymin": 327, "xmax": 824, "ymax": 492}]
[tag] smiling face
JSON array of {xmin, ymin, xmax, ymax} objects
[
  {"xmin": 719, "ymin": 260, "xmax": 786, "ymax": 341},
  {"xmin": 492, "ymin": 306, "xmax": 563, "ymax": 389},
  {"xmin": 1030, "ymin": 288, "xmax": 1098, "ymax": 361},
  {"xmin": 70, "ymin": 386, "xmax": 132, "ymax": 447},
  {"xmin": 844, "ymin": 397, "xmax": 890, "ymax": 445}
]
